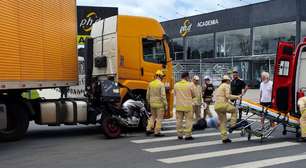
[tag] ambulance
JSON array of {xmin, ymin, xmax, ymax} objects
[{"xmin": 239, "ymin": 39, "xmax": 306, "ymax": 141}]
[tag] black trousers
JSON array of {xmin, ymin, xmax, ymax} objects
[{"xmin": 260, "ymin": 102, "xmax": 272, "ymax": 107}]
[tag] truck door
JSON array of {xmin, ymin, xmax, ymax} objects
[
  {"xmin": 140, "ymin": 38, "xmax": 166, "ymax": 82},
  {"xmin": 272, "ymin": 42, "xmax": 295, "ymax": 114}
]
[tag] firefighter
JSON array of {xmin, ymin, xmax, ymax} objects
[
  {"xmin": 214, "ymin": 75, "xmax": 241, "ymax": 143},
  {"xmin": 174, "ymin": 72, "xmax": 195, "ymax": 140},
  {"xmin": 298, "ymin": 96, "xmax": 306, "ymax": 142},
  {"xmin": 191, "ymin": 75, "xmax": 203, "ymax": 122},
  {"xmin": 203, "ymin": 76, "xmax": 214, "ymax": 120},
  {"xmin": 146, "ymin": 70, "xmax": 167, "ymax": 137}
]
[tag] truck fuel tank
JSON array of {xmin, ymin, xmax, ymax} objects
[
  {"xmin": 0, "ymin": 104, "xmax": 7, "ymax": 130},
  {"xmin": 38, "ymin": 100, "xmax": 88, "ymax": 125},
  {"xmin": 64, "ymin": 101, "xmax": 87, "ymax": 124}
]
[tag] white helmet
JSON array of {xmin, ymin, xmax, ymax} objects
[
  {"xmin": 193, "ymin": 75, "xmax": 200, "ymax": 81},
  {"xmin": 204, "ymin": 76, "xmax": 211, "ymax": 80}
]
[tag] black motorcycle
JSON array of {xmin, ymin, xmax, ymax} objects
[{"xmin": 100, "ymin": 99, "xmax": 150, "ymax": 139}]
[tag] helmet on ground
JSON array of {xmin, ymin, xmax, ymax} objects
[{"xmin": 155, "ymin": 70, "xmax": 165, "ymax": 77}]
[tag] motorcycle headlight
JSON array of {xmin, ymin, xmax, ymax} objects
[{"xmin": 113, "ymin": 88, "xmax": 119, "ymax": 93}]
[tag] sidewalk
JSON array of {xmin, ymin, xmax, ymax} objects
[{"xmin": 243, "ymin": 89, "xmax": 260, "ymax": 102}]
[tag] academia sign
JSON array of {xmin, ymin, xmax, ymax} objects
[
  {"xmin": 178, "ymin": 18, "xmax": 220, "ymax": 37},
  {"xmin": 197, "ymin": 19, "xmax": 219, "ymax": 28}
]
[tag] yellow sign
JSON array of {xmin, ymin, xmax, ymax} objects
[
  {"xmin": 179, "ymin": 19, "xmax": 192, "ymax": 37},
  {"xmin": 77, "ymin": 35, "xmax": 90, "ymax": 45},
  {"xmin": 79, "ymin": 12, "xmax": 102, "ymax": 34}
]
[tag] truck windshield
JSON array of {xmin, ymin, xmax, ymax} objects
[{"xmin": 142, "ymin": 38, "xmax": 166, "ymax": 64}]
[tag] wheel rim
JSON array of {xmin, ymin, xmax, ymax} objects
[
  {"xmin": 104, "ymin": 117, "xmax": 121, "ymax": 137},
  {"xmin": 107, "ymin": 119, "xmax": 120, "ymax": 133}
]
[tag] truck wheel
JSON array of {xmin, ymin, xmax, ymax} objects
[
  {"xmin": 102, "ymin": 116, "xmax": 122, "ymax": 139},
  {"xmin": 0, "ymin": 103, "xmax": 29, "ymax": 142}
]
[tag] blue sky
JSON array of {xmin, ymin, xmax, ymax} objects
[{"xmin": 77, "ymin": 0, "xmax": 268, "ymax": 21}]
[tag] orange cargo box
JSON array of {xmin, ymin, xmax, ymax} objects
[{"xmin": 0, "ymin": 0, "xmax": 77, "ymax": 90}]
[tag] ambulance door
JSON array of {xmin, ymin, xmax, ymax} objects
[
  {"xmin": 272, "ymin": 42, "xmax": 295, "ymax": 114},
  {"xmin": 294, "ymin": 43, "xmax": 306, "ymax": 116}
]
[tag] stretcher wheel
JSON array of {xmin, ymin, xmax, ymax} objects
[{"xmin": 241, "ymin": 129, "xmax": 246, "ymax": 137}]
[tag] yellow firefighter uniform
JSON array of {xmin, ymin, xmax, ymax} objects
[
  {"xmin": 146, "ymin": 79, "xmax": 167, "ymax": 134},
  {"xmin": 214, "ymin": 81, "xmax": 240, "ymax": 140},
  {"xmin": 298, "ymin": 97, "xmax": 306, "ymax": 138},
  {"xmin": 191, "ymin": 82, "xmax": 203, "ymax": 122},
  {"xmin": 174, "ymin": 79, "xmax": 195, "ymax": 138}
]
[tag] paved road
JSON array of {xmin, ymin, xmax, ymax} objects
[
  {"xmin": 1, "ymin": 89, "xmax": 306, "ymax": 168},
  {"xmin": 1, "ymin": 119, "xmax": 305, "ymax": 168}
]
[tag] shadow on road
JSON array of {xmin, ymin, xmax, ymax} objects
[{"xmin": 25, "ymin": 125, "xmax": 102, "ymax": 140}]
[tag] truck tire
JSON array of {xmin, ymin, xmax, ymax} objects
[
  {"xmin": 0, "ymin": 103, "xmax": 29, "ymax": 142},
  {"xmin": 102, "ymin": 116, "xmax": 122, "ymax": 139}
]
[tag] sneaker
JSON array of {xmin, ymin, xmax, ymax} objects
[
  {"xmin": 154, "ymin": 133, "xmax": 165, "ymax": 137},
  {"xmin": 222, "ymin": 139, "xmax": 232, "ymax": 144},
  {"xmin": 185, "ymin": 136, "xmax": 194, "ymax": 140},
  {"xmin": 146, "ymin": 131, "xmax": 154, "ymax": 136},
  {"xmin": 297, "ymin": 137, "xmax": 306, "ymax": 142},
  {"xmin": 178, "ymin": 136, "xmax": 183, "ymax": 140}
]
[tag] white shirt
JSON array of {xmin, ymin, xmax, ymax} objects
[{"xmin": 260, "ymin": 80, "xmax": 273, "ymax": 103}]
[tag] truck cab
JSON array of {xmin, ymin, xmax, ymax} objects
[{"xmin": 86, "ymin": 15, "xmax": 174, "ymax": 118}]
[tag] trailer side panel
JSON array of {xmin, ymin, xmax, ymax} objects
[{"xmin": 0, "ymin": 0, "xmax": 77, "ymax": 90}]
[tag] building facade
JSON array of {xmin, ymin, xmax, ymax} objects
[{"xmin": 162, "ymin": 0, "xmax": 306, "ymax": 87}]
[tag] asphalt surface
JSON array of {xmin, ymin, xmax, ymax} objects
[{"xmin": 1, "ymin": 90, "xmax": 306, "ymax": 168}]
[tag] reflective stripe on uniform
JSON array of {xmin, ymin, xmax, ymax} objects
[
  {"xmin": 147, "ymin": 79, "xmax": 167, "ymax": 109},
  {"xmin": 191, "ymin": 83, "xmax": 202, "ymax": 105},
  {"xmin": 174, "ymin": 80, "xmax": 193, "ymax": 111}
]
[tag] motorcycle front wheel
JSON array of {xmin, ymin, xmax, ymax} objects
[{"xmin": 101, "ymin": 116, "xmax": 122, "ymax": 139}]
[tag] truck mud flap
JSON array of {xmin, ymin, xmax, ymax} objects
[{"xmin": 0, "ymin": 104, "xmax": 7, "ymax": 130}]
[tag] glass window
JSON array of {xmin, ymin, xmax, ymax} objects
[
  {"xmin": 78, "ymin": 59, "xmax": 85, "ymax": 75},
  {"xmin": 170, "ymin": 38, "xmax": 184, "ymax": 60},
  {"xmin": 187, "ymin": 34, "xmax": 214, "ymax": 59},
  {"xmin": 278, "ymin": 61, "xmax": 290, "ymax": 76},
  {"xmin": 142, "ymin": 38, "xmax": 166, "ymax": 64},
  {"xmin": 301, "ymin": 22, "xmax": 306, "ymax": 41},
  {"xmin": 216, "ymin": 29, "xmax": 251, "ymax": 57},
  {"xmin": 254, "ymin": 22, "xmax": 296, "ymax": 55}
]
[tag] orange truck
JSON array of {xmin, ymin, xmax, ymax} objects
[{"xmin": 0, "ymin": 1, "xmax": 173, "ymax": 141}]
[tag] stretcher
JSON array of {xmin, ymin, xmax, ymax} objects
[{"xmin": 234, "ymin": 99, "xmax": 301, "ymax": 143}]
